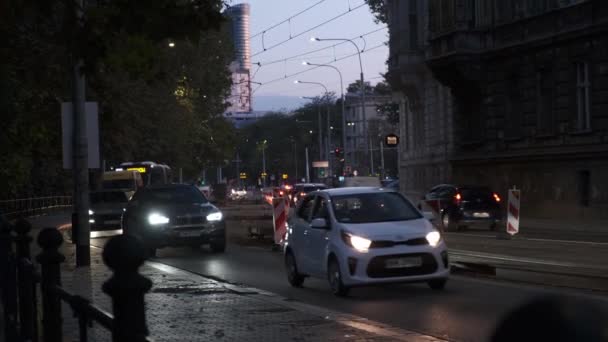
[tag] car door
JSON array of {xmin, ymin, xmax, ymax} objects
[
  {"xmin": 306, "ymin": 195, "xmax": 331, "ymax": 276},
  {"xmin": 290, "ymin": 195, "xmax": 316, "ymax": 273}
]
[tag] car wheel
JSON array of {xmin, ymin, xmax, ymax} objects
[
  {"xmin": 327, "ymin": 257, "xmax": 350, "ymax": 297},
  {"xmin": 428, "ymin": 278, "xmax": 448, "ymax": 291},
  {"xmin": 285, "ymin": 251, "xmax": 305, "ymax": 287},
  {"xmin": 210, "ymin": 240, "xmax": 226, "ymax": 253}
]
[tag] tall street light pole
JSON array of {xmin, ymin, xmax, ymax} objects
[
  {"xmin": 311, "ymin": 37, "xmax": 368, "ymax": 174},
  {"xmin": 303, "ymin": 61, "xmax": 345, "ymax": 175},
  {"xmin": 296, "ymin": 81, "xmax": 331, "ymax": 174}
]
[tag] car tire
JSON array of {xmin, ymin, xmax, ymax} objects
[
  {"xmin": 285, "ymin": 251, "xmax": 305, "ymax": 287},
  {"xmin": 327, "ymin": 257, "xmax": 350, "ymax": 297},
  {"xmin": 210, "ymin": 240, "xmax": 226, "ymax": 253},
  {"xmin": 428, "ymin": 278, "xmax": 448, "ymax": 291}
]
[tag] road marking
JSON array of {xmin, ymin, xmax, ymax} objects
[
  {"xmin": 448, "ymin": 233, "xmax": 608, "ymax": 246},
  {"xmin": 450, "ymin": 249, "xmax": 606, "ymax": 270}
]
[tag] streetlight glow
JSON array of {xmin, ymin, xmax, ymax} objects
[
  {"xmin": 302, "ymin": 61, "xmax": 310, "ymax": 66},
  {"xmin": 294, "ymin": 80, "xmax": 300, "ymax": 84},
  {"xmin": 310, "ymin": 37, "xmax": 319, "ymax": 42},
  {"xmin": 168, "ymin": 42, "xmax": 175, "ymax": 48}
]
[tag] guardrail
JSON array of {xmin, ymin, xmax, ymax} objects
[
  {"xmin": 0, "ymin": 196, "xmax": 72, "ymax": 219},
  {"xmin": 0, "ymin": 219, "xmax": 153, "ymax": 342}
]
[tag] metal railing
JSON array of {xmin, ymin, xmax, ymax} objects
[
  {"xmin": 0, "ymin": 218, "xmax": 153, "ymax": 342},
  {"xmin": 0, "ymin": 196, "xmax": 72, "ymax": 219}
]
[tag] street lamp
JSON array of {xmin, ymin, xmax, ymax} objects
[
  {"xmin": 303, "ymin": 61, "xmax": 346, "ymax": 175},
  {"xmin": 311, "ymin": 36, "xmax": 370, "ymax": 174},
  {"xmin": 168, "ymin": 42, "xmax": 175, "ymax": 48},
  {"xmin": 294, "ymin": 80, "xmax": 331, "ymax": 173}
]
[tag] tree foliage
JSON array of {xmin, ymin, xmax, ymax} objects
[
  {"xmin": 365, "ymin": 0, "xmax": 388, "ymax": 24},
  {"xmin": 0, "ymin": 0, "xmax": 235, "ymax": 196}
]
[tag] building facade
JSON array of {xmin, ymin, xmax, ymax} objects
[
  {"xmin": 386, "ymin": 0, "xmax": 456, "ymax": 200},
  {"xmin": 388, "ymin": 0, "xmax": 608, "ymax": 220},
  {"xmin": 225, "ymin": 3, "xmax": 252, "ymax": 114}
]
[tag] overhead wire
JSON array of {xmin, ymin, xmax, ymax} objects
[
  {"xmin": 252, "ymin": 26, "xmax": 387, "ymax": 67},
  {"xmin": 250, "ymin": 0, "xmax": 326, "ymax": 39},
  {"xmin": 251, "ymin": 2, "xmax": 367, "ymax": 57},
  {"xmin": 254, "ymin": 41, "xmax": 387, "ymax": 88}
]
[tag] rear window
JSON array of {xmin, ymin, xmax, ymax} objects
[
  {"xmin": 90, "ymin": 192, "xmax": 128, "ymax": 204},
  {"xmin": 460, "ymin": 188, "xmax": 494, "ymax": 201}
]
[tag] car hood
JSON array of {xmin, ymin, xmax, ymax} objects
[
  {"xmin": 339, "ymin": 218, "xmax": 435, "ymax": 241},
  {"xmin": 90, "ymin": 202, "xmax": 126, "ymax": 214},
  {"xmin": 140, "ymin": 202, "xmax": 218, "ymax": 217}
]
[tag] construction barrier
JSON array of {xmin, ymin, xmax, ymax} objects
[
  {"xmin": 507, "ymin": 188, "xmax": 520, "ymax": 235},
  {"xmin": 272, "ymin": 196, "xmax": 290, "ymax": 245}
]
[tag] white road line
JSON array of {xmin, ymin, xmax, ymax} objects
[
  {"xmin": 448, "ymin": 233, "xmax": 608, "ymax": 246},
  {"xmin": 450, "ymin": 249, "xmax": 602, "ymax": 269}
]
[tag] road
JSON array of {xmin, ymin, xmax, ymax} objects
[{"xmin": 86, "ymin": 235, "xmax": 608, "ymax": 342}]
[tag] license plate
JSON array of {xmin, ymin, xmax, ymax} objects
[
  {"xmin": 473, "ymin": 212, "xmax": 490, "ymax": 218},
  {"xmin": 385, "ymin": 257, "xmax": 422, "ymax": 269},
  {"xmin": 179, "ymin": 231, "xmax": 201, "ymax": 238}
]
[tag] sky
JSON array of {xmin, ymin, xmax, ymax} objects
[{"xmin": 229, "ymin": 0, "xmax": 389, "ymax": 111}]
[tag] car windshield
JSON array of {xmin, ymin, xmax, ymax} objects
[
  {"xmin": 331, "ymin": 192, "xmax": 422, "ymax": 223},
  {"xmin": 140, "ymin": 187, "xmax": 207, "ymax": 204},
  {"xmin": 90, "ymin": 191, "xmax": 128, "ymax": 204}
]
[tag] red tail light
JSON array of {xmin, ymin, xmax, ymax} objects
[
  {"xmin": 300, "ymin": 192, "xmax": 306, "ymax": 197},
  {"xmin": 493, "ymin": 193, "xmax": 501, "ymax": 202},
  {"xmin": 454, "ymin": 193, "xmax": 462, "ymax": 202},
  {"xmin": 279, "ymin": 190, "xmax": 284, "ymax": 196}
]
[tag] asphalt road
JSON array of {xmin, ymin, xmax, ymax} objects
[{"xmin": 87, "ymin": 235, "xmax": 608, "ymax": 342}]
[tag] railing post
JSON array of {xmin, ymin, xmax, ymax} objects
[
  {"xmin": 15, "ymin": 218, "xmax": 38, "ymax": 342},
  {"xmin": 36, "ymin": 228, "xmax": 65, "ymax": 342},
  {"xmin": 0, "ymin": 218, "xmax": 18, "ymax": 342},
  {"xmin": 102, "ymin": 235, "xmax": 152, "ymax": 342}
]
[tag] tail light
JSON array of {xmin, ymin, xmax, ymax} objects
[
  {"xmin": 300, "ymin": 192, "xmax": 306, "ymax": 197},
  {"xmin": 454, "ymin": 193, "xmax": 462, "ymax": 203},
  {"xmin": 493, "ymin": 193, "xmax": 501, "ymax": 202},
  {"xmin": 279, "ymin": 190, "xmax": 284, "ymax": 196}
]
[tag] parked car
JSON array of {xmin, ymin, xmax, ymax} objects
[
  {"xmin": 423, "ymin": 184, "xmax": 502, "ymax": 231},
  {"xmin": 88, "ymin": 190, "xmax": 130, "ymax": 231},
  {"xmin": 122, "ymin": 184, "xmax": 226, "ymax": 257},
  {"xmin": 284, "ymin": 187, "xmax": 449, "ymax": 296}
]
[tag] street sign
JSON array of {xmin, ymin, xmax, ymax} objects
[
  {"xmin": 61, "ymin": 102, "xmax": 100, "ymax": 169},
  {"xmin": 312, "ymin": 161, "xmax": 329, "ymax": 168},
  {"xmin": 261, "ymin": 172, "xmax": 268, "ymax": 178},
  {"xmin": 507, "ymin": 188, "xmax": 521, "ymax": 235},
  {"xmin": 282, "ymin": 174, "xmax": 288, "ymax": 180},
  {"xmin": 239, "ymin": 172, "xmax": 247, "ymax": 179},
  {"xmin": 385, "ymin": 134, "xmax": 399, "ymax": 147}
]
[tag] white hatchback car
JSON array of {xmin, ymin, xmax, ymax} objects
[{"xmin": 284, "ymin": 187, "xmax": 449, "ymax": 296}]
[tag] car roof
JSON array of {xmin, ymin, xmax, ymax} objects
[{"xmin": 319, "ymin": 187, "xmax": 395, "ymax": 196}]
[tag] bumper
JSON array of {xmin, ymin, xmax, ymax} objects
[
  {"xmin": 139, "ymin": 221, "xmax": 226, "ymax": 248},
  {"xmin": 90, "ymin": 215, "xmax": 123, "ymax": 231},
  {"xmin": 337, "ymin": 244, "xmax": 450, "ymax": 287}
]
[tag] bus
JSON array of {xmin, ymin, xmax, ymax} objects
[{"xmin": 117, "ymin": 161, "xmax": 172, "ymax": 186}]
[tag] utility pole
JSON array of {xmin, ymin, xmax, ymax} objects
[
  {"xmin": 262, "ymin": 143, "xmax": 266, "ymax": 187},
  {"xmin": 380, "ymin": 137, "xmax": 385, "ymax": 179},
  {"xmin": 305, "ymin": 147, "xmax": 310, "ymax": 183},
  {"xmin": 317, "ymin": 104, "xmax": 322, "ymax": 162},
  {"xmin": 326, "ymin": 102, "xmax": 331, "ymax": 175},
  {"xmin": 370, "ymin": 137, "xmax": 375, "ymax": 175},
  {"xmin": 234, "ymin": 152, "xmax": 241, "ymax": 187},
  {"xmin": 72, "ymin": 0, "xmax": 90, "ymax": 267}
]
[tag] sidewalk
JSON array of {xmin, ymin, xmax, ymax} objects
[{"xmin": 56, "ymin": 242, "xmax": 444, "ymax": 342}]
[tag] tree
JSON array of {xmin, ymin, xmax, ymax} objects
[
  {"xmin": 365, "ymin": 0, "xmax": 388, "ymax": 24},
  {"xmin": 346, "ymin": 80, "xmax": 373, "ymax": 94}
]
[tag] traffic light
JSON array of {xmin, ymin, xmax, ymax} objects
[{"xmin": 334, "ymin": 147, "xmax": 344, "ymax": 162}]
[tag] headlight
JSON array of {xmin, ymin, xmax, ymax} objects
[
  {"xmin": 341, "ymin": 231, "xmax": 371, "ymax": 252},
  {"xmin": 88, "ymin": 209, "xmax": 94, "ymax": 215},
  {"xmin": 148, "ymin": 213, "xmax": 169, "ymax": 225},
  {"xmin": 426, "ymin": 231, "xmax": 441, "ymax": 247},
  {"xmin": 206, "ymin": 211, "xmax": 223, "ymax": 222}
]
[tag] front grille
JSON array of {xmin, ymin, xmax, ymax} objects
[
  {"xmin": 366, "ymin": 253, "xmax": 437, "ymax": 278},
  {"xmin": 370, "ymin": 237, "xmax": 429, "ymax": 248},
  {"xmin": 95, "ymin": 214, "xmax": 122, "ymax": 221},
  {"xmin": 174, "ymin": 215, "xmax": 205, "ymax": 226}
]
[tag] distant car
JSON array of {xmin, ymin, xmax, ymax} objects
[
  {"xmin": 291, "ymin": 183, "xmax": 328, "ymax": 205},
  {"xmin": 284, "ymin": 187, "xmax": 449, "ymax": 296},
  {"xmin": 88, "ymin": 190, "xmax": 129, "ymax": 231},
  {"xmin": 423, "ymin": 184, "xmax": 502, "ymax": 231},
  {"xmin": 122, "ymin": 184, "xmax": 226, "ymax": 257},
  {"xmin": 383, "ymin": 179, "xmax": 400, "ymax": 192}
]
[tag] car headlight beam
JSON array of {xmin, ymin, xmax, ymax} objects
[
  {"xmin": 426, "ymin": 231, "xmax": 441, "ymax": 247},
  {"xmin": 88, "ymin": 209, "xmax": 94, "ymax": 215},
  {"xmin": 206, "ymin": 211, "xmax": 223, "ymax": 222},
  {"xmin": 148, "ymin": 213, "xmax": 169, "ymax": 225},
  {"xmin": 349, "ymin": 234, "xmax": 371, "ymax": 252}
]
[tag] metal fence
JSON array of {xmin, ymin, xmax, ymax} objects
[{"xmin": 0, "ymin": 196, "xmax": 72, "ymax": 219}]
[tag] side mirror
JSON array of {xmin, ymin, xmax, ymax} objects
[{"xmin": 311, "ymin": 218, "xmax": 329, "ymax": 229}]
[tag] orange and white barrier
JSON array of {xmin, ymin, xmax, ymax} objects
[
  {"xmin": 272, "ymin": 196, "xmax": 290, "ymax": 245},
  {"xmin": 507, "ymin": 188, "xmax": 520, "ymax": 235}
]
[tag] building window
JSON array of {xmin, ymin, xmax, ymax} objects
[
  {"xmin": 536, "ymin": 69, "xmax": 556, "ymax": 135},
  {"xmin": 576, "ymin": 62, "xmax": 591, "ymax": 131}
]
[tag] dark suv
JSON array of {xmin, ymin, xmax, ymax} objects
[{"xmin": 423, "ymin": 184, "xmax": 502, "ymax": 231}]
